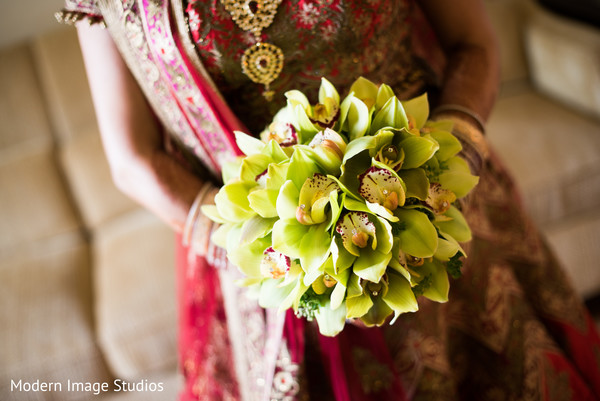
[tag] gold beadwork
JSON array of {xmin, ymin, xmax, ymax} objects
[{"xmin": 219, "ymin": 0, "xmax": 284, "ymax": 100}]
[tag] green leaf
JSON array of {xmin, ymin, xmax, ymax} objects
[
  {"xmin": 435, "ymin": 206, "xmax": 472, "ymax": 243},
  {"xmin": 399, "ymin": 136, "xmax": 439, "ymax": 169},
  {"xmin": 398, "ymin": 169, "xmax": 430, "ymax": 200},
  {"xmin": 401, "ymin": 93, "xmax": 429, "ymax": 129},
  {"xmin": 395, "ymin": 208, "xmax": 438, "ymax": 258}
]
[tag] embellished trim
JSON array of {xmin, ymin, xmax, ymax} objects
[
  {"xmin": 97, "ymin": 0, "xmax": 215, "ymax": 177},
  {"xmin": 55, "ymin": 9, "xmax": 106, "ymax": 26}
]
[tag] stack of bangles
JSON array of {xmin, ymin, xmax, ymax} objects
[
  {"xmin": 431, "ymin": 104, "xmax": 489, "ymax": 176},
  {"xmin": 182, "ymin": 181, "xmax": 219, "ymax": 257}
]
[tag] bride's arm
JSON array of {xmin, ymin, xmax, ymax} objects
[
  {"xmin": 420, "ymin": 0, "xmax": 501, "ymax": 130},
  {"xmin": 77, "ymin": 24, "xmax": 208, "ymax": 233}
]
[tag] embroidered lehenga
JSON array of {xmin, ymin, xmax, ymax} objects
[{"xmin": 59, "ymin": 1, "xmax": 600, "ymax": 400}]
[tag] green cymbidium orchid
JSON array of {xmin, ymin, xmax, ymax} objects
[
  {"xmin": 358, "ymin": 166, "xmax": 406, "ymax": 218},
  {"xmin": 426, "ymin": 183, "xmax": 456, "ymax": 215},
  {"xmin": 305, "ymin": 128, "xmax": 347, "ymax": 175},
  {"xmin": 345, "ymin": 272, "xmax": 418, "ymax": 327},
  {"xmin": 260, "ymin": 121, "xmax": 299, "ymax": 148},
  {"xmin": 333, "ymin": 211, "xmax": 393, "ymax": 283},
  {"xmin": 272, "ymin": 169, "xmax": 342, "ymax": 277},
  {"xmin": 295, "ymin": 173, "xmax": 340, "ymax": 226},
  {"xmin": 285, "ymin": 78, "xmax": 341, "ymax": 141}
]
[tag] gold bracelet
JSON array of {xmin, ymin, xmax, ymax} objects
[
  {"xmin": 432, "ymin": 113, "xmax": 489, "ymax": 175},
  {"xmin": 432, "ymin": 104, "xmax": 486, "ymax": 133},
  {"xmin": 182, "ymin": 182, "xmax": 214, "ymax": 247}
]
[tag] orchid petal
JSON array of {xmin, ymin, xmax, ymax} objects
[
  {"xmin": 200, "ymin": 204, "xmax": 226, "ymax": 224},
  {"xmin": 287, "ymin": 147, "xmax": 322, "ymax": 190},
  {"xmin": 346, "ymin": 97, "xmax": 370, "ymax": 140},
  {"xmin": 421, "ymin": 260, "xmax": 450, "ymax": 303},
  {"xmin": 272, "ymin": 219, "xmax": 307, "ymax": 259},
  {"xmin": 319, "ymin": 77, "xmax": 340, "ymax": 105},
  {"xmin": 395, "ymin": 208, "xmax": 438, "ymax": 258},
  {"xmin": 248, "ymin": 188, "xmax": 279, "ymax": 218},
  {"xmin": 398, "ymin": 169, "xmax": 430, "ymax": 200},
  {"xmin": 382, "ymin": 272, "xmax": 419, "ymax": 315},
  {"xmin": 401, "ymin": 93, "xmax": 429, "ymax": 130},
  {"xmin": 375, "ymin": 84, "xmax": 395, "ymax": 111},
  {"xmin": 276, "ymin": 180, "xmax": 300, "ymax": 220},
  {"xmin": 434, "ymin": 205, "xmax": 472, "ymax": 243},
  {"xmin": 349, "ymin": 77, "xmax": 379, "ymax": 110},
  {"xmin": 428, "ymin": 130, "xmax": 462, "ymax": 161},
  {"xmin": 399, "ymin": 136, "xmax": 439, "ymax": 169},
  {"xmin": 371, "ymin": 96, "xmax": 409, "ymax": 133},
  {"xmin": 239, "ymin": 215, "xmax": 276, "ymax": 245},
  {"xmin": 352, "ymin": 249, "xmax": 392, "ymax": 283},
  {"xmin": 235, "ymin": 130, "xmax": 266, "ymax": 156},
  {"xmin": 215, "ymin": 181, "xmax": 256, "ymax": 222},
  {"xmin": 437, "ymin": 156, "xmax": 479, "ymax": 198},
  {"xmin": 315, "ymin": 299, "xmax": 347, "ymax": 337},
  {"xmin": 346, "ymin": 292, "xmax": 373, "ymax": 319}
]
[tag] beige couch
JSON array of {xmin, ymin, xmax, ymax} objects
[{"xmin": 1, "ymin": 1, "xmax": 599, "ymax": 400}]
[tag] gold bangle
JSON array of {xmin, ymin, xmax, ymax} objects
[
  {"xmin": 432, "ymin": 104, "xmax": 486, "ymax": 134},
  {"xmin": 432, "ymin": 114, "xmax": 489, "ymax": 175},
  {"xmin": 182, "ymin": 182, "xmax": 214, "ymax": 247}
]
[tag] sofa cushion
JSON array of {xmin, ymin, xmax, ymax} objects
[
  {"xmin": 60, "ymin": 128, "xmax": 138, "ymax": 229},
  {"xmin": 32, "ymin": 27, "xmax": 98, "ymax": 143},
  {"xmin": 484, "ymin": 0, "xmax": 530, "ymax": 83},
  {"xmin": 487, "ymin": 89, "xmax": 600, "ymax": 226},
  {"xmin": 0, "ymin": 43, "xmax": 53, "ymax": 150},
  {"xmin": 94, "ymin": 209, "xmax": 177, "ymax": 379},
  {"xmin": 0, "ymin": 146, "xmax": 81, "ymax": 256},
  {"xmin": 544, "ymin": 211, "xmax": 600, "ymax": 299},
  {"xmin": 0, "ymin": 235, "xmax": 112, "ymax": 401},
  {"xmin": 525, "ymin": 3, "xmax": 600, "ymax": 119}
]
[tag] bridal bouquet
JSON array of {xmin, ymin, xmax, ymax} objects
[{"xmin": 202, "ymin": 77, "xmax": 478, "ymax": 336}]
